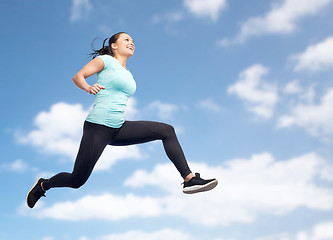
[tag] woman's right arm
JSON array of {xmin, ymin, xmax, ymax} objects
[{"xmin": 72, "ymin": 57, "xmax": 105, "ymax": 95}]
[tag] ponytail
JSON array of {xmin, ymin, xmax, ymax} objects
[
  {"xmin": 89, "ymin": 32, "xmax": 127, "ymax": 59},
  {"xmin": 89, "ymin": 37, "xmax": 112, "ymax": 58}
]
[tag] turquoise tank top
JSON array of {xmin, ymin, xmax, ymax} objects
[{"xmin": 86, "ymin": 55, "xmax": 136, "ymax": 128}]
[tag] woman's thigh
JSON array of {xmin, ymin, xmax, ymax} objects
[{"xmin": 110, "ymin": 120, "xmax": 170, "ymax": 146}]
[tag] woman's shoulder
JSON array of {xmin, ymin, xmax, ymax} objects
[
  {"xmin": 97, "ymin": 54, "xmax": 113, "ymax": 61},
  {"xmin": 97, "ymin": 55, "xmax": 115, "ymax": 68}
]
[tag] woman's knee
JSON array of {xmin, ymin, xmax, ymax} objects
[
  {"xmin": 70, "ymin": 174, "xmax": 88, "ymax": 189},
  {"xmin": 160, "ymin": 123, "xmax": 176, "ymax": 138},
  {"xmin": 71, "ymin": 180, "xmax": 86, "ymax": 189}
]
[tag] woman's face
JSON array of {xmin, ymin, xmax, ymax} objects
[{"xmin": 112, "ymin": 33, "xmax": 135, "ymax": 57}]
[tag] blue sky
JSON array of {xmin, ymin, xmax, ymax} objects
[{"xmin": 1, "ymin": 0, "xmax": 333, "ymax": 239}]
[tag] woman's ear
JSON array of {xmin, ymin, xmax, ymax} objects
[{"xmin": 111, "ymin": 43, "xmax": 117, "ymax": 50}]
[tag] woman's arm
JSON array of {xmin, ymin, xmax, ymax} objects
[{"xmin": 72, "ymin": 57, "xmax": 105, "ymax": 95}]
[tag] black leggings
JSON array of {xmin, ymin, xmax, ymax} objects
[{"xmin": 43, "ymin": 121, "xmax": 192, "ymax": 190}]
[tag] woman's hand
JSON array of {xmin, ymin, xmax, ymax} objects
[{"xmin": 87, "ymin": 83, "xmax": 105, "ymax": 95}]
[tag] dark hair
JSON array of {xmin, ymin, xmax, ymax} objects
[{"xmin": 89, "ymin": 32, "xmax": 127, "ymax": 58}]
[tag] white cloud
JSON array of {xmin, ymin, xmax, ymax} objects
[
  {"xmin": 258, "ymin": 221, "xmax": 333, "ymax": 240},
  {"xmin": 29, "ymin": 193, "xmax": 163, "ymax": 221},
  {"xmin": 70, "ymin": 0, "xmax": 92, "ymax": 22},
  {"xmin": 17, "ymin": 102, "xmax": 87, "ymax": 158},
  {"xmin": 228, "ymin": 64, "xmax": 278, "ymax": 119},
  {"xmin": 9, "ymin": 159, "xmax": 28, "ymax": 172},
  {"xmin": 1, "ymin": 159, "xmax": 28, "ymax": 173},
  {"xmin": 78, "ymin": 237, "xmax": 90, "ymax": 240},
  {"xmin": 220, "ymin": 0, "xmax": 332, "ymax": 46},
  {"xmin": 293, "ymin": 36, "xmax": 333, "ymax": 72},
  {"xmin": 197, "ymin": 98, "xmax": 221, "ymax": 112},
  {"xmin": 278, "ymin": 87, "xmax": 333, "ymax": 137},
  {"xmin": 148, "ymin": 100, "xmax": 179, "ymax": 120},
  {"xmin": 300, "ymin": 84, "xmax": 317, "ymax": 103},
  {"xmin": 100, "ymin": 229, "xmax": 192, "ymax": 240},
  {"xmin": 127, "ymin": 152, "xmax": 333, "ymax": 226},
  {"xmin": 283, "ymin": 79, "xmax": 303, "ymax": 95},
  {"xmin": 26, "ymin": 152, "xmax": 333, "ymax": 227},
  {"xmin": 124, "ymin": 97, "xmax": 140, "ymax": 120},
  {"xmin": 124, "ymin": 163, "xmax": 181, "ymax": 194},
  {"xmin": 17, "ymin": 102, "xmax": 144, "ymax": 171},
  {"xmin": 183, "ymin": 0, "xmax": 227, "ymax": 21},
  {"xmin": 94, "ymin": 145, "xmax": 144, "ymax": 171}
]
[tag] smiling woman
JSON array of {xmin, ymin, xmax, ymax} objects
[
  {"xmin": 26, "ymin": 32, "xmax": 218, "ymax": 209},
  {"xmin": 89, "ymin": 32, "xmax": 134, "ymax": 59}
]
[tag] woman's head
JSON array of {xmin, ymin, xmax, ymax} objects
[{"xmin": 90, "ymin": 32, "xmax": 135, "ymax": 58}]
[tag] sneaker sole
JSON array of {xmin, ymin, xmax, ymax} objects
[
  {"xmin": 183, "ymin": 179, "xmax": 218, "ymax": 194},
  {"xmin": 26, "ymin": 178, "xmax": 43, "ymax": 208}
]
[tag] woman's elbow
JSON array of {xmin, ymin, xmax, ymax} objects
[{"xmin": 72, "ymin": 72, "xmax": 81, "ymax": 83}]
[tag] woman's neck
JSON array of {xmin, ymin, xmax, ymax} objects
[{"xmin": 114, "ymin": 55, "xmax": 128, "ymax": 69}]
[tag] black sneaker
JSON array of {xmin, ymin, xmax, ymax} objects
[
  {"xmin": 183, "ymin": 173, "xmax": 218, "ymax": 194},
  {"xmin": 26, "ymin": 178, "xmax": 46, "ymax": 208}
]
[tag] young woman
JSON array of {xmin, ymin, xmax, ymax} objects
[{"xmin": 27, "ymin": 32, "xmax": 218, "ymax": 208}]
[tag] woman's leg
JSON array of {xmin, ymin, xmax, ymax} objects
[
  {"xmin": 43, "ymin": 121, "xmax": 117, "ymax": 190},
  {"xmin": 111, "ymin": 121, "xmax": 192, "ymax": 179}
]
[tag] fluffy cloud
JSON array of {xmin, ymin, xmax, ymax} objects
[
  {"xmin": 148, "ymin": 100, "xmax": 180, "ymax": 120},
  {"xmin": 258, "ymin": 221, "xmax": 333, "ymax": 240},
  {"xmin": 124, "ymin": 98, "xmax": 140, "ymax": 120},
  {"xmin": 94, "ymin": 145, "xmax": 144, "ymax": 171},
  {"xmin": 293, "ymin": 36, "xmax": 333, "ymax": 72},
  {"xmin": 100, "ymin": 229, "xmax": 192, "ymax": 240},
  {"xmin": 42, "ymin": 230, "xmax": 193, "ymax": 240},
  {"xmin": 127, "ymin": 153, "xmax": 333, "ymax": 226},
  {"xmin": 124, "ymin": 163, "xmax": 181, "ymax": 194},
  {"xmin": 228, "ymin": 64, "xmax": 278, "ymax": 119},
  {"xmin": 25, "ymin": 152, "xmax": 333, "ymax": 227},
  {"xmin": 78, "ymin": 237, "xmax": 89, "ymax": 240},
  {"xmin": 29, "ymin": 193, "xmax": 163, "ymax": 221},
  {"xmin": 183, "ymin": 0, "xmax": 227, "ymax": 21},
  {"xmin": 0, "ymin": 159, "xmax": 28, "ymax": 173},
  {"xmin": 220, "ymin": 0, "xmax": 332, "ymax": 45},
  {"xmin": 283, "ymin": 79, "xmax": 303, "ymax": 95},
  {"xmin": 17, "ymin": 102, "xmax": 144, "ymax": 171},
  {"xmin": 70, "ymin": 0, "xmax": 92, "ymax": 22},
  {"xmin": 278, "ymin": 87, "xmax": 333, "ymax": 137},
  {"xmin": 17, "ymin": 102, "xmax": 88, "ymax": 158}
]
